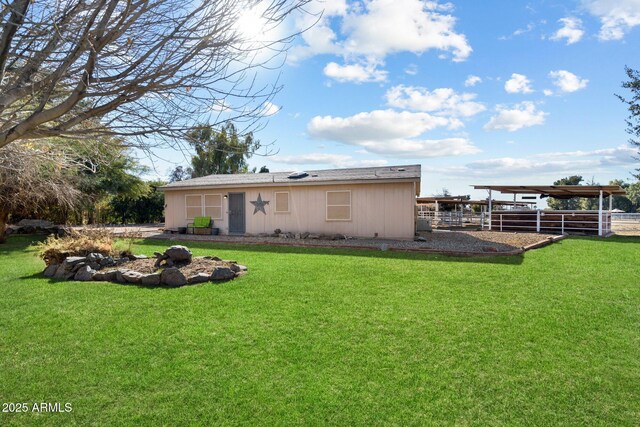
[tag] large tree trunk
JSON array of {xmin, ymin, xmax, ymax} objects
[{"xmin": 0, "ymin": 209, "xmax": 8, "ymax": 244}]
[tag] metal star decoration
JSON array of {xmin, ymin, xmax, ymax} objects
[{"xmin": 250, "ymin": 193, "xmax": 270, "ymax": 215}]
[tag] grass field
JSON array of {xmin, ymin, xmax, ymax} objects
[{"xmin": 0, "ymin": 236, "xmax": 639, "ymax": 426}]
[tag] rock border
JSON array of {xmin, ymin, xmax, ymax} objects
[{"xmin": 43, "ymin": 245, "xmax": 247, "ymax": 287}]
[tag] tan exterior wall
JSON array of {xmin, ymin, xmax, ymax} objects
[{"xmin": 164, "ymin": 182, "xmax": 416, "ymax": 239}]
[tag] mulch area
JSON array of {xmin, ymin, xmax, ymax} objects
[
  {"xmin": 147, "ymin": 230, "xmax": 563, "ymax": 256},
  {"xmin": 105, "ymin": 257, "xmax": 235, "ymax": 277}
]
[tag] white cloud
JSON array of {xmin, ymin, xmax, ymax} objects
[
  {"xmin": 261, "ymin": 101, "xmax": 280, "ymax": 116},
  {"xmin": 385, "ymin": 85, "xmax": 486, "ymax": 117},
  {"xmin": 290, "ymin": 0, "xmax": 472, "ymax": 65},
  {"xmin": 484, "ymin": 102, "xmax": 547, "ymax": 132},
  {"xmin": 548, "ymin": 70, "xmax": 589, "ymax": 93},
  {"xmin": 308, "ymin": 109, "xmax": 458, "ymax": 142},
  {"xmin": 307, "ymin": 109, "xmax": 480, "ymax": 158},
  {"xmin": 550, "ymin": 17, "xmax": 585, "ymax": 45},
  {"xmin": 504, "ymin": 73, "xmax": 533, "ymax": 94},
  {"xmin": 583, "ymin": 0, "xmax": 640, "ymax": 40},
  {"xmin": 404, "ymin": 64, "xmax": 419, "ymax": 75},
  {"xmin": 438, "ymin": 145, "xmax": 637, "ymax": 177},
  {"xmin": 464, "ymin": 75, "xmax": 482, "ymax": 87},
  {"xmin": 271, "ymin": 153, "xmax": 388, "ymax": 168},
  {"xmin": 323, "ymin": 61, "xmax": 388, "ymax": 83},
  {"xmin": 543, "ymin": 89, "xmax": 554, "ymax": 96}
]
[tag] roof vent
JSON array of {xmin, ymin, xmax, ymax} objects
[
  {"xmin": 397, "ymin": 168, "xmax": 406, "ymax": 171},
  {"xmin": 288, "ymin": 171, "xmax": 309, "ymax": 179}
]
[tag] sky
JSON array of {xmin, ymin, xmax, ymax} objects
[{"xmin": 145, "ymin": 0, "xmax": 640, "ymax": 202}]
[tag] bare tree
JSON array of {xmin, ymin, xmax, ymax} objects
[
  {"xmin": 0, "ymin": 141, "xmax": 83, "ymax": 243},
  {"xmin": 0, "ymin": 0, "xmax": 309, "ymax": 151}
]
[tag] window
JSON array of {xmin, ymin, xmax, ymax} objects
[
  {"xmin": 326, "ymin": 190, "xmax": 351, "ymax": 221},
  {"xmin": 204, "ymin": 194, "xmax": 223, "ymax": 219},
  {"xmin": 274, "ymin": 192, "xmax": 290, "ymax": 213},
  {"xmin": 185, "ymin": 195, "xmax": 203, "ymax": 220}
]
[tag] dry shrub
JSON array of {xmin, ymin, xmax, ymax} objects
[{"xmin": 37, "ymin": 228, "xmax": 114, "ymax": 266}]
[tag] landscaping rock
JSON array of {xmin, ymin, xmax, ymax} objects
[
  {"xmin": 161, "ymin": 267, "xmax": 187, "ymax": 287},
  {"xmin": 87, "ymin": 253, "xmax": 104, "ymax": 262},
  {"xmin": 211, "ymin": 267, "xmax": 235, "ymax": 281},
  {"xmin": 301, "ymin": 232, "xmax": 310, "ymax": 239},
  {"xmin": 64, "ymin": 256, "xmax": 87, "ymax": 267},
  {"xmin": 414, "ymin": 236, "xmax": 427, "ymax": 242},
  {"xmin": 43, "ymin": 264, "xmax": 58, "ymax": 278},
  {"xmin": 187, "ymin": 273, "xmax": 211, "ymax": 284},
  {"xmin": 308, "ymin": 234, "xmax": 320, "ymax": 239},
  {"xmin": 102, "ymin": 270, "xmax": 119, "ymax": 282},
  {"xmin": 53, "ymin": 264, "xmax": 68, "ymax": 279},
  {"xmin": 132, "ymin": 254, "xmax": 148, "ymax": 260},
  {"xmin": 229, "ymin": 264, "xmax": 248, "ymax": 273},
  {"xmin": 140, "ymin": 273, "xmax": 162, "ymax": 286},
  {"xmin": 99, "ymin": 256, "xmax": 115, "ymax": 267},
  {"xmin": 74, "ymin": 265, "xmax": 96, "ymax": 281},
  {"xmin": 164, "ymin": 245, "xmax": 192, "ymax": 263},
  {"xmin": 115, "ymin": 269, "xmax": 131, "ymax": 283},
  {"xmin": 122, "ymin": 270, "xmax": 144, "ymax": 284}
]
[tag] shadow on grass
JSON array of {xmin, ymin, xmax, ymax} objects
[{"xmin": 135, "ymin": 238, "xmax": 525, "ymax": 266}]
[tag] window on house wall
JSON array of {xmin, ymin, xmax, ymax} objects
[
  {"xmin": 326, "ymin": 190, "xmax": 351, "ymax": 221},
  {"xmin": 274, "ymin": 191, "xmax": 290, "ymax": 213},
  {"xmin": 204, "ymin": 194, "xmax": 222, "ymax": 219},
  {"xmin": 185, "ymin": 195, "xmax": 203, "ymax": 220}
]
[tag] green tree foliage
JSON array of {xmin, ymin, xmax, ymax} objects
[
  {"xmin": 169, "ymin": 166, "xmax": 193, "ymax": 182},
  {"xmin": 107, "ymin": 181, "xmax": 166, "ymax": 224},
  {"xmin": 547, "ymin": 176, "xmax": 583, "ymax": 210},
  {"xmin": 189, "ymin": 123, "xmax": 260, "ymax": 177},
  {"xmin": 618, "ymin": 66, "xmax": 640, "ymax": 178}
]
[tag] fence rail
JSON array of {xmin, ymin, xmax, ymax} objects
[{"xmin": 481, "ymin": 210, "xmax": 611, "ymax": 235}]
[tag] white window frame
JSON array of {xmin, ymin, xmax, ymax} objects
[
  {"xmin": 185, "ymin": 194, "xmax": 203, "ymax": 221},
  {"xmin": 203, "ymin": 193, "xmax": 223, "ymax": 220},
  {"xmin": 274, "ymin": 191, "xmax": 290, "ymax": 214},
  {"xmin": 326, "ymin": 190, "xmax": 351, "ymax": 221}
]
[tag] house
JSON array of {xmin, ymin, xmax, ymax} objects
[{"xmin": 162, "ymin": 164, "xmax": 421, "ymax": 239}]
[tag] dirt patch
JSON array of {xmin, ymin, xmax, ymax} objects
[{"xmin": 150, "ymin": 230, "xmax": 559, "ymax": 255}]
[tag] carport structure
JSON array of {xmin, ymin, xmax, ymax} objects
[{"xmin": 473, "ymin": 185, "xmax": 627, "ymax": 236}]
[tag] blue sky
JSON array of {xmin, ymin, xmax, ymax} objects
[{"xmin": 147, "ymin": 0, "xmax": 640, "ymax": 201}]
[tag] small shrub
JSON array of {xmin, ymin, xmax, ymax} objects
[{"xmin": 36, "ymin": 228, "xmax": 114, "ymax": 266}]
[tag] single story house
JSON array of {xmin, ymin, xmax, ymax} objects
[{"xmin": 162, "ymin": 164, "xmax": 421, "ymax": 239}]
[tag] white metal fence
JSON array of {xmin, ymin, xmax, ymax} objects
[
  {"xmin": 480, "ymin": 210, "xmax": 611, "ymax": 235},
  {"xmin": 611, "ymin": 213, "xmax": 640, "ymax": 235},
  {"xmin": 417, "ymin": 210, "xmax": 484, "ymax": 227}
]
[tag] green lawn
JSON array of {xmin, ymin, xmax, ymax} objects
[{"xmin": 0, "ymin": 236, "xmax": 639, "ymax": 426}]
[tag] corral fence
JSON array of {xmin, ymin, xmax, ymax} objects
[
  {"xmin": 417, "ymin": 210, "xmax": 484, "ymax": 227},
  {"xmin": 481, "ymin": 210, "xmax": 611, "ymax": 236},
  {"xmin": 611, "ymin": 213, "xmax": 640, "ymax": 235}
]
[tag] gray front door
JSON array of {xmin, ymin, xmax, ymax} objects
[{"xmin": 228, "ymin": 192, "xmax": 246, "ymax": 234}]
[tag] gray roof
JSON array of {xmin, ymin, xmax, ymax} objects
[{"xmin": 162, "ymin": 164, "xmax": 421, "ymax": 190}]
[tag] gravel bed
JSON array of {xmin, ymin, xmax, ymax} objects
[{"xmin": 147, "ymin": 230, "xmax": 557, "ymax": 254}]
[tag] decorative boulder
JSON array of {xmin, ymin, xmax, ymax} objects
[
  {"xmin": 74, "ymin": 265, "xmax": 96, "ymax": 281},
  {"xmin": 161, "ymin": 267, "xmax": 187, "ymax": 287},
  {"xmin": 122, "ymin": 270, "xmax": 145, "ymax": 284},
  {"xmin": 187, "ymin": 273, "xmax": 211, "ymax": 284},
  {"xmin": 164, "ymin": 246, "xmax": 192, "ymax": 263},
  {"xmin": 43, "ymin": 264, "xmax": 59, "ymax": 278},
  {"xmin": 140, "ymin": 273, "xmax": 162, "ymax": 286},
  {"xmin": 211, "ymin": 267, "xmax": 235, "ymax": 281}
]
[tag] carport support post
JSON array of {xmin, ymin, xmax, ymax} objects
[
  {"xmin": 598, "ymin": 190, "xmax": 603, "ymax": 237},
  {"xmin": 609, "ymin": 194, "xmax": 613, "ymax": 211},
  {"xmin": 488, "ymin": 190, "xmax": 492, "ymax": 230}
]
